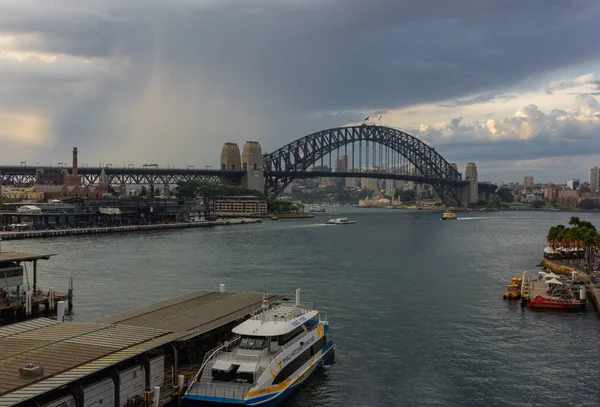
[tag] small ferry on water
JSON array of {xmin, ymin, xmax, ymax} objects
[
  {"xmin": 308, "ymin": 206, "xmax": 326, "ymax": 213},
  {"xmin": 183, "ymin": 290, "xmax": 335, "ymax": 406},
  {"xmin": 441, "ymin": 209, "xmax": 457, "ymax": 220},
  {"xmin": 325, "ymin": 217, "xmax": 356, "ymax": 225}
]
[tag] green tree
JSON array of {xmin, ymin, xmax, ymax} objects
[
  {"xmin": 497, "ymin": 188, "xmax": 514, "ymax": 203},
  {"xmin": 579, "ymin": 199, "xmax": 600, "ymax": 210},
  {"xmin": 531, "ymin": 201, "xmax": 545, "ymax": 209},
  {"xmin": 140, "ymin": 186, "xmax": 147, "ymax": 197},
  {"xmin": 399, "ymin": 189, "xmax": 417, "ymax": 202}
]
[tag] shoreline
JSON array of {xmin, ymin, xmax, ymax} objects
[{"xmin": 0, "ymin": 218, "xmax": 262, "ymax": 240}]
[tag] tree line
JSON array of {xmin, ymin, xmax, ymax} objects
[{"xmin": 547, "ymin": 216, "xmax": 599, "ymax": 271}]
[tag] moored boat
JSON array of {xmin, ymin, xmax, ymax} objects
[
  {"xmin": 183, "ymin": 290, "xmax": 335, "ymax": 406},
  {"xmin": 503, "ymin": 277, "xmax": 521, "ymax": 300},
  {"xmin": 526, "ymin": 294, "xmax": 584, "ymax": 310}
]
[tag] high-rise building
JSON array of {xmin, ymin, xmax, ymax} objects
[
  {"xmin": 589, "ymin": 167, "xmax": 599, "ymax": 191},
  {"xmin": 361, "ymin": 177, "xmax": 379, "ymax": 191},
  {"xmin": 523, "ymin": 175, "xmax": 534, "ymax": 190},
  {"xmin": 335, "ymin": 155, "xmax": 348, "ymax": 186},
  {"xmin": 567, "ymin": 179, "xmax": 580, "ymax": 190},
  {"xmin": 345, "ymin": 171, "xmax": 360, "ymax": 188},
  {"xmin": 385, "ymin": 179, "xmax": 396, "ymax": 196}
]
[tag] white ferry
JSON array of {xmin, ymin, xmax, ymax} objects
[
  {"xmin": 183, "ymin": 290, "xmax": 335, "ymax": 406},
  {"xmin": 307, "ymin": 206, "xmax": 326, "ymax": 213},
  {"xmin": 325, "ymin": 217, "xmax": 356, "ymax": 225}
]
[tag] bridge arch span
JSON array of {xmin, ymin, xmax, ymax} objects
[{"xmin": 263, "ymin": 125, "xmax": 464, "ymax": 203}]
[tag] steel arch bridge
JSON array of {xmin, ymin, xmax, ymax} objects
[{"xmin": 263, "ymin": 125, "xmax": 468, "ymax": 204}]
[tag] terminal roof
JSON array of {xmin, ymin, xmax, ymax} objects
[
  {"xmin": 0, "ymin": 290, "xmax": 284, "ymax": 406},
  {"xmin": 0, "ymin": 252, "xmax": 55, "ymax": 264}
]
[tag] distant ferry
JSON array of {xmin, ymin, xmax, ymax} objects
[
  {"xmin": 325, "ymin": 217, "xmax": 356, "ymax": 225},
  {"xmin": 441, "ymin": 209, "xmax": 457, "ymax": 220},
  {"xmin": 183, "ymin": 290, "xmax": 335, "ymax": 406},
  {"xmin": 308, "ymin": 206, "xmax": 326, "ymax": 213}
]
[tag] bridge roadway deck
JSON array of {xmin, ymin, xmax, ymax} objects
[{"xmin": 0, "ymin": 290, "xmax": 284, "ymax": 406}]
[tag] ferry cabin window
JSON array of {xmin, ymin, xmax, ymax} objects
[
  {"xmin": 278, "ymin": 326, "xmax": 304, "ymax": 346},
  {"xmin": 273, "ymin": 347, "xmax": 312, "ymax": 384},
  {"xmin": 1, "ymin": 269, "xmax": 23, "ymax": 279},
  {"xmin": 239, "ymin": 336, "xmax": 267, "ymax": 350},
  {"xmin": 272, "ymin": 337, "xmax": 328, "ymax": 384}
]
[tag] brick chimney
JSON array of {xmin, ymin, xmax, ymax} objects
[{"xmin": 72, "ymin": 147, "xmax": 78, "ymax": 176}]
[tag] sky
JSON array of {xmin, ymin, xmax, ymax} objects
[{"xmin": 1, "ymin": 0, "xmax": 600, "ymax": 183}]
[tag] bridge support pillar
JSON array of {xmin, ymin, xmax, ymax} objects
[{"xmin": 242, "ymin": 141, "xmax": 265, "ymax": 193}]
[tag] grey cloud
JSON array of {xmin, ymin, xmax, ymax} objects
[
  {"xmin": 1, "ymin": 0, "xmax": 600, "ymax": 170},
  {"xmin": 437, "ymin": 93, "xmax": 519, "ymax": 107},
  {"xmin": 412, "ymin": 96, "xmax": 600, "ymax": 168}
]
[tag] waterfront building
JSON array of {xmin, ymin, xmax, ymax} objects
[
  {"xmin": 0, "ymin": 186, "xmax": 44, "ymax": 202},
  {"xmin": 557, "ymin": 190, "xmax": 580, "ymax": 207},
  {"xmin": 523, "ymin": 175, "xmax": 534, "ymax": 190},
  {"xmin": 213, "ymin": 196, "xmax": 267, "ymax": 216},
  {"xmin": 543, "ymin": 184, "xmax": 559, "ymax": 201}
]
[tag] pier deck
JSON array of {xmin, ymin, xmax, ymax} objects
[
  {"xmin": 0, "ymin": 218, "xmax": 261, "ymax": 240},
  {"xmin": 0, "ymin": 290, "xmax": 284, "ymax": 407}
]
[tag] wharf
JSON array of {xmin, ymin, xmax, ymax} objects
[
  {"xmin": 0, "ymin": 252, "xmax": 69, "ymax": 324},
  {"xmin": 0, "ymin": 289, "xmax": 285, "ymax": 407},
  {"xmin": 0, "ymin": 218, "xmax": 261, "ymax": 240}
]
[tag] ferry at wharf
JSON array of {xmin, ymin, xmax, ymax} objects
[{"xmin": 183, "ymin": 289, "xmax": 335, "ymax": 406}]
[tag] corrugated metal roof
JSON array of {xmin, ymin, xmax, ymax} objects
[
  {"xmin": 0, "ymin": 319, "xmax": 58, "ymax": 339},
  {"xmin": 0, "ymin": 331, "xmax": 184, "ymax": 407},
  {"xmin": 0, "ymin": 252, "xmax": 55, "ymax": 264},
  {"xmin": 0, "ymin": 290, "xmax": 281, "ymax": 407},
  {"xmin": 95, "ymin": 290, "xmax": 214, "ymax": 324},
  {"xmin": 0, "ymin": 322, "xmax": 171, "ymax": 398}
]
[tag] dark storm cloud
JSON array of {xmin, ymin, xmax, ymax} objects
[{"xmin": 1, "ymin": 0, "xmax": 600, "ymax": 168}]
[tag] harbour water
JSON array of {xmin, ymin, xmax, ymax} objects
[{"xmin": 4, "ymin": 210, "xmax": 600, "ymax": 407}]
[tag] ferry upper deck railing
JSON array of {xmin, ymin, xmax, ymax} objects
[
  {"xmin": 187, "ymin": 379, "xmax": 252, "ymax": 400},
  {"xmin": 249, "ymin": 302, "xmax": 315, "ymax": 322}
]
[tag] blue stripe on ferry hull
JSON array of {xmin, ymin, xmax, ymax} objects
[{"xmin": 183, "ymin": 343, "xmax": 335, "ymax": 407}]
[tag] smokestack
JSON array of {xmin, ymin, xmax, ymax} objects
[{"xmin": 72, "ymin": 147, "xmax": 78, "ymax": 176}]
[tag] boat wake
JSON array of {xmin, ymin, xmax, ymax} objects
[{"xmin": 457, "ymin": 217, "xmax": 498, "ymax": 220}]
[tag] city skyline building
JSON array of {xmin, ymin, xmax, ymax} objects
[
  {"xmin": 523, "ymin": 175, "xmax": 534, "ymax": 190},
  {"xmin": 566, "ymin": 179, "xmax": 580, "ymax": 190},
  {"xmin": 590, "ymin": 167, "xmax": 599, "ymax": 191}
]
